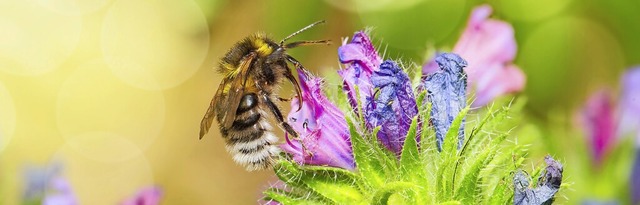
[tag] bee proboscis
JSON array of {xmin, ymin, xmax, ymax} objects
[{"xmin": 199, "ymin": 21, "xmax": 329, "ymax": 171}]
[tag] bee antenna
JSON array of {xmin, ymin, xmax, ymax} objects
[{"xmin": 280, "ymin": 20, "xmax": 326, "ymax": 47}]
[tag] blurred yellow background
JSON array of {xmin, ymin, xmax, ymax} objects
[{"xmin": 0, "ymin": 0, "xmax": 345, "ymax": 204}]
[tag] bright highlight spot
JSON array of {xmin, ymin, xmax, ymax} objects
[
  {"xmin": 101, "ymin": 0, "xmax": 210, "ymax": 90},
  {"xmin": 0, "ymin": 1, "xmax": 81, "ymax": 75},
  {"xmin": 56, "ymin": 59, "xmax": 166, "ymax": 155}
]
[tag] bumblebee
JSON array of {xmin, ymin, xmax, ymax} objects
[{"xmin": 200, "ymin": 21, "xmax": 329, "ymax": 171}]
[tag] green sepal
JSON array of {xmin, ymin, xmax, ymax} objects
[
  {"xmin": 347, "ymin": 118, "xmax": 386, "ymax": 189},
  {"xmin": 437, "ymin": 107, "xmax": 470, "ymax": 200},
  {"xmin": 273, "ymin": 160, "xmax": 364, "ymax": 204},
  {"xmin": 437, "ymin": 201, "xmax": 462, "ymax": 205},
  {"xmin": 453, "ymin": 144, "xmax": 497, "ymax": 204},
  {"xmin": 400, "ymin": 116, "xmax": 423, "ymax": 180},
  {"xmin": 263, "ymin": 188, "xmax": 328, "ymax": 205},
  {"xmin": 370, "ymin": 182, "xmax": 420, "ymax": 205}
]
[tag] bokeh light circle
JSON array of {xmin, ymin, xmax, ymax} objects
[
  {"xmin": 0, "ymin": 82, "xmax": 16, "ymax": 153},
  {"xmin": 54, "ymin": 140, "xmax": 154, "ymax": 204},
  {"xmin": 101, "ymin": 0, "xmax": 210, "ymax": 91},
  {"xmin": 520, "ymin": 17, "xmax": 624, "ymax": 110},
  {"xmin": 355, "ymin": 0, "xmax": 466, "ymax": 51},
  {"xmin": 56, "ymin": 59, "xmax": 165, "ymax": 157},
  {"xmin": 61, "ymin": 131, "xmax": 144, "ymax": 163},
  {"xmin": 0, "ymin": 1, "xmax": 81, "ymax": 76},
  {"xmin": 34, "ymin": 0, "xmax": 112, "ymax": 16},
  {"xmin": 495, "ymin": 0, "xmax": 573, "ymax": 22}
]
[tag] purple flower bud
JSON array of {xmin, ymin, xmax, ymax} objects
[
  {"xmin": 422, "ymin": 53, "xmax": 467, "ymax": 151},
  {"xmin": 580, "ymin": 90, "xmax": 617, "ymax": 166},
  {"xmin": 514, "ymin": 156, "xmax": 563, "ymax": 205},
  {"xmin": 120, "ymin": 186, "xmax": 163, "ymax": 205},
  {"xmin": 23, "ymin": 162, "xmax": 77, "ymax": 205},
  {"xmin": 338, "ymin": 31, "xmax": 382, "ymax": 113},
  {"xmin": 365, "ymin": 60, "xmax": 418, "ymax": 155},
  {"xmin": 282, "ymin": 68, "xmax": 355, "ymax": 170}
]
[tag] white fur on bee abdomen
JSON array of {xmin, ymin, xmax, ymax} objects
[{"xmin": 225, "ymin": 118, "xmax": 281, "ymax": 171}]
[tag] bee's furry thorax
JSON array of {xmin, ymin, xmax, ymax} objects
[{"xmin": 218, "ymin": 33, "xmax": 279, "ymax": 76}]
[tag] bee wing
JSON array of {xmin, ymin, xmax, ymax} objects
[
  {"xmin": 199, "ymin": 52, "xmax": 257, "ymax": 138},
  {"xmin": 199, "ymin": 77, "xmax": 227, "ymax": 139}
]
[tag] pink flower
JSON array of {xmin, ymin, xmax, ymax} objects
[
  {"xmin": 580, "ymin": 90, "xmax": 617, "ymax": 165},
  {"xmin": 120, "ymin": 186, "xmax": 162, "ymax": 205},
  {"xmin": 424, "ymin": 5, "xmax": 525, "ymax": 107},
  {"xmin": 282, "ymin": 68, "xmax": 355, "ymax": 170}
]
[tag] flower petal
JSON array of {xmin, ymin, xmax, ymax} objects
[
  {"xmin": 472, "ymin": 64, "xmax": 525, "ymax": 106},
  {"xmin": 580, "ymin": 90, "xmax": 617, "ymax": 165},
  {"xmin": 619, "ymin": 67, "xmax": 640, "ymax": 142},
  {"xmin": 338, "ymin": 31, "xmax": 382, "ymax": 112},
  {"xmin": 365, "ymin": 60, "xmax": 418, "ymax": 155},
  {"xmin": 120, "ymin": 186, "xmax": 163, "ymax": 205},
  {"xmin": 43, "ymin": 177, "xmax": 77, "ymax": 205},
  {"xmin": 282, "ymin": 68, "xmax": 355, "ymax": 170},
  {"xmin": 423, "ymin": 4, "xmax": 524, "ymax": 107},
  {"xmin": 454, "ymin": 5, "xmax": 517, "ymax": 80}
]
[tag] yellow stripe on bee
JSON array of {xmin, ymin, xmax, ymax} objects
[
  {"xmin": 221, "ymin": 62, "xmax": 234, "ymax": 72},
  {"xmin": 223, "ymin": 83, "xmax": 232, "ymax": 93},
  {"xmin": 226, "ymin": 67, "xmax": 241, "ymax": 78},
  {"xmin": 252, "ymin": 38, "xmax": 273, "ymax": 57}
]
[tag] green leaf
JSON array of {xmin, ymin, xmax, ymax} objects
[
  {"xmin": 437, "ymin": 107, "xmax": 469, "ymax": 200},
  {"xmin": 486, "ymin": 147, "xmax": 527, "ymax": 204},
  {"xmin": 442, "ymin": 107, "xmax": 470, "ymax": 156},
  {"xmin": 416, "ymin": 91, "xmax": 432, "ymax": 149},
  {"xmin": 348, "ymin": 118, "xmax": 385, "ymax": 189},
  {"xmin": 263, "ymin": 188, "xmax": 327, "ymax": 205},
  {"xmin": 400, "ymin": 117, "xmax": 422, "ymax": 180},
  {"xmin": 304, "ymin": 178, "xmax": 363, "ymax": 204},
  {"xmin": 371, "ymin": 182, "xmax": 420, "ymax": 205},
  {"xmin": 300, "ymin": 166, "xmax": 364, "ymax": 204},
  {"xmin": 416, "ymin": 91, "xmax": 427, "ymax": 112},
  {"xmin": 487, "ymin": 179, "xmax": 512, "ymax": 205},
  {"xmin": 454, "ymin": 145, "xmax": 496, "ymax": 204},
  {"xmin": 273, "ymin": 159, "xmax": 306, "ymax": 188},
  {"xmin": 400, "ymin": 116, "xmax": 427, "ymax": 187},
  {"xmin": 438, "ymin": 201, "xmax": 462, "ymax": 205},
  {"xmin": 399, "ymin": 116, "xmax": 428, "ymax": 204},
  {"xmin": 274, "ymin": 160, "xmax": 365, "ymax": 204}
]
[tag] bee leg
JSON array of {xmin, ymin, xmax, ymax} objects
[
  {"xmin": 277, "ymin": 96, "xmax": 292, "ymax": 102},
  {"xmin": 284, "ymin": 55, "xmax": 313, "ymax": 111},
  {"xmin": 261, "ymin": 93, "xmax": 312, "ymax": 156}
]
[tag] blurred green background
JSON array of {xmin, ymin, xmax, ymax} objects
[{"xmin": 0, "ymin": 0, "xmax": 639, "ymax": 204}]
